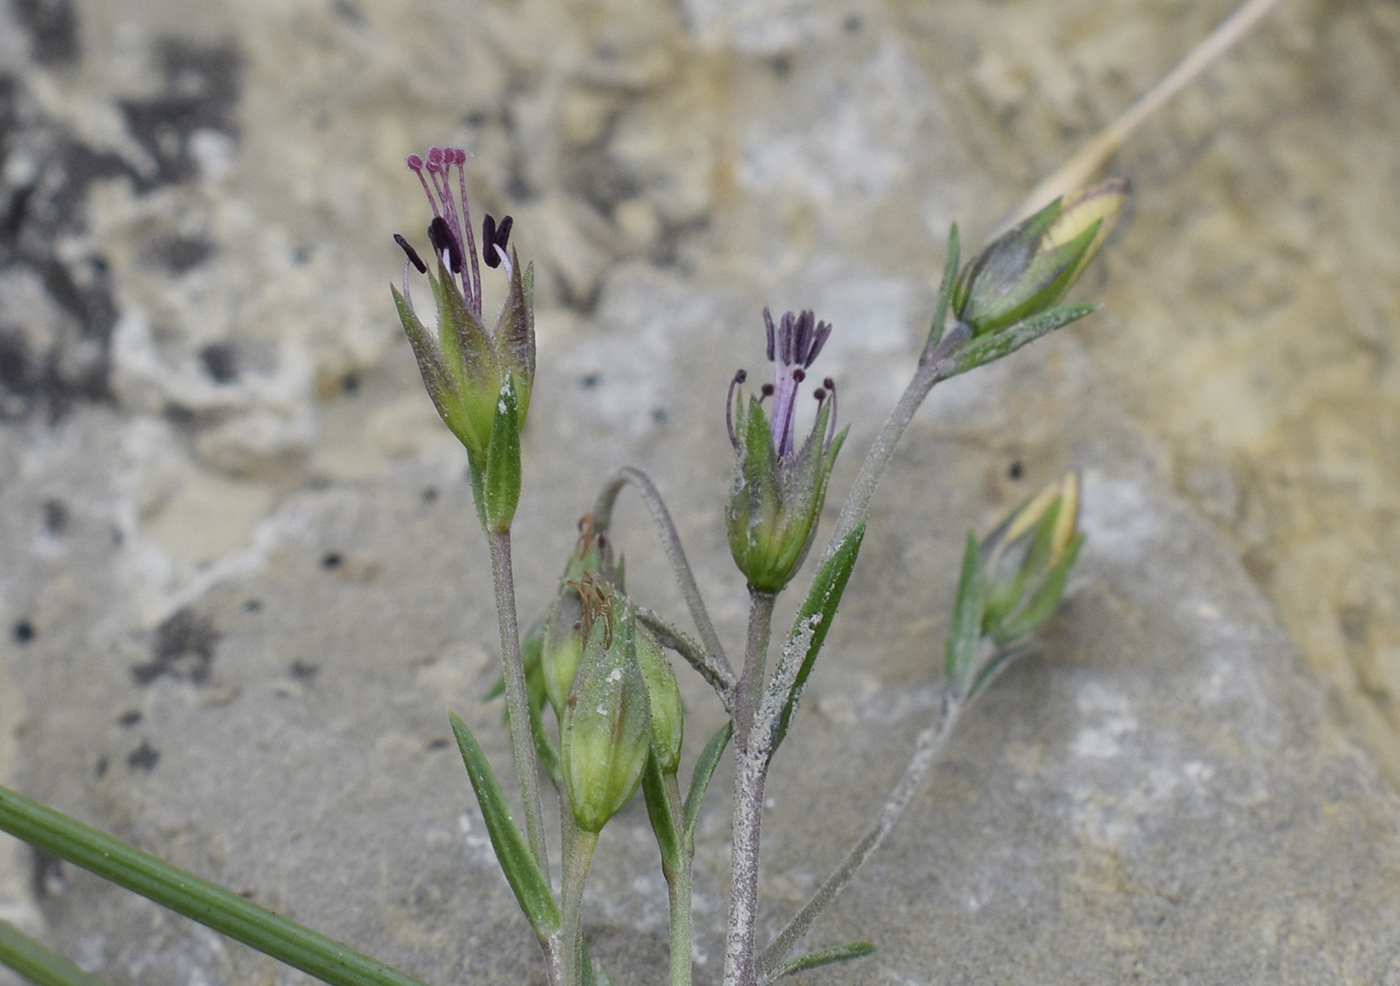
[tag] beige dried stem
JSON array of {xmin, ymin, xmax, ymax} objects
[{"xmin": 1007, "ymin": 0, "xmax": 1286, "ymax": 226}]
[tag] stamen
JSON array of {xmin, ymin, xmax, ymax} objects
[
  {"xmin": 394, "ymin": 234, "xmax": 427, "ymax": 274},
  {"xmin": 822, "ymin": 377, "xmax": 837, "ymax": 450},
  {"xmin": 764, "ymin": 308, "xmax": 777, "ymax": 363},
  {"xmin": 428, "ymin": 216, "xmax": 463, "ymax": 274},
  {"xmin": 727, "ymin": 370, "xmax": 747, "ymax": 446},
  {"xmin": 482, "ymin": 214, "xmax": 514, "ymax": 270}
]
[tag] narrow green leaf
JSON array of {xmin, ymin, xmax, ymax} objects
[
  {"xmin": 641, "ymin": 752, "xmax": 681, "ymax": 873},
  {"xmin": 448, "ymin": 712, "xmax": 561, "ymax": 935},
  {"xmin": 773, "ymin": 520, "xmax": 866, "ymax": 753},
  {"xmin": 682, "ymin": 721, "xmax": 732, "ymax": 840},
  {"xmin": 0, "ymin": 919, "xmax": 113, "ymax": 986},
  {"xmin": 945, "ymin": 303, "xmax": 1097, "ymax": 379},
  {"xmin": 483, "ymin": 380, "xmax": 522, "ymax": 533},
  {"xmin": 768, "ymin": 941, "xmax": 876, "ymax": 981},
  {"xmin": 945, "ymin": 531, "xmax": 984, "ymax": 691},
  {"xmin": 0, "ymin": 785, "xmax": 433, "ymax": 986},
  {"xmin": 923, "ymin": 223, "xmax": 960, "ymax": 358}
]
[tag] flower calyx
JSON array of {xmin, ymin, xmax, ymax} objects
[
  {"xmin": 726, "ymin": 308, "xmax": 847, "ymax": 595},
  {"xmin": 390, "ymin": 146, "xmax": 536, "ymax": 495}
]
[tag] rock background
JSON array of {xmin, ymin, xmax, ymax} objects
[{"xmin": 2, "ymin": 0, "xmax": 1399, "ymax": 984}]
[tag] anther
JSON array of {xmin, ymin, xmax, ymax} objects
[
  {"xmin": 394, "ymin": 234, "xmax": 428, "ymax": 274},
  {"xmin": 427, "ymin": 216, "xmax": 463, "ymax": 274}
]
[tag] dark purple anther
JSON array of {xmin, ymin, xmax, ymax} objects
[
  {"xmin": 482, "ymin": 214, "xmax": 513, "ymax": 269},
  {"xmin": 394, "ymin": 234, "xmax": 427, "ymax": 274},
  {"xmin": 428, "ymin": 216, "xmax": 464, "ymax": 274}
]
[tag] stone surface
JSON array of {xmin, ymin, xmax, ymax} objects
[{"xmin": 2, "ymin": 0, "xmax": 1399, "ymax": 984}]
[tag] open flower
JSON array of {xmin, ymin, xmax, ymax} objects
[
  {"xmin": 952, "ymin": 179, "xmax": 1128, "ymax": 337},
  {"xmin": 390, "ymin": 146, "xmax": 535, "ymax": 468},
  {"xmin": 726, "ymin": 309, "xmax": 847, "ymax": 594}
]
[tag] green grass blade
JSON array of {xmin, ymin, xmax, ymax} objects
[
  {"xmin": 0, "ymin": 919, "xmax": 114, "ymax": 986},
  {"xmin": 0, "ymin": 785, "xmax": 433, "ymax": 986}
]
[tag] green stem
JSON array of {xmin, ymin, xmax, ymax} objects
[
  {"xmin": 662, "ymin": 772, "xmax": 692, "ymax": 986},
  {"xmin": 0, "ymin": 786, "xmax": 433, "ymax": 986},
  {"xmin": 488, "ymin": 528, "xmax": 550, "ymax": 877},
  {"xmin": 0, "ymin": 918, "xmax": 114, "ymax": 986},
  {"xmin": 560, "ymin": 829, "xmax": 600, "ymax": 986},
  {"xmin": 723, "ymin": 589, "xmax": 777, "ymax": 986}
]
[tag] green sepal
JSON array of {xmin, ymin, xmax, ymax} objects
[
  {"xmin": 467, "ymin": 456, "xmax": 489, "ymax": 532},
  {"xmin": 642, "ymin": 751, "xmax": 682, "ymax": 873},
  {"xmin": 772, "ymin": 520, "xmax": 866, "ymax": 753},
  {"xmin": 483, "ymin": 378, "xmax": 522, "ymax": 533},
  {"xmin": 996, "ymin": 532, "xmax": 1083, "ymax": 644},
  {"xmin": 952, "ymin": 198, "xmax": 1060, "ymax": 318},
  {"xmin": 922, "ymin": 223, "xmax": 960, "ymax": 359},
  {"xmin": 390, "ymin": 283, "xmax": 457, "ymax": 434},
  {"xmin": 448, "ymin": 712, "xmax": 561, "ymax": 936},
  {"xmin": 492, "ymin": 251, "xmax": 536, "ymax": 426},
  {"xmin": 683, "ymin": 721, "xmax": 732, "ymax": 840},
  {"xmin": 768, "ymin": 941, "xmax": 876, "ymax": 981},
  {"xmin": 946, "ymin": 303, "xmax": 1098, "ymax": 379},
  {"xmin": 945, "ymin": 531, "xmax": 984, "ymax": 691},
  {"xmin": 970, "ymin": 219, "xmax": 1100, "ymax": 337}
]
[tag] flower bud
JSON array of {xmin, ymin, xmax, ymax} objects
[
  {"xmin": 979, "ymin": 472, "xmax": 1083, "ymax": 646},
  {"xmin": 560, "ymin": 588, "xmax": 651, "ymax": 834},
  {"xmin": 538, "ymin": 519, "xmax": 618, "ymax": 716},
  {"xmin": 952, "ymin": 179, "xmax": 1128, "ymax": 337},
  {"xmin": 634, "ymin": 627, "xmax": 684, "ymax": 776}
]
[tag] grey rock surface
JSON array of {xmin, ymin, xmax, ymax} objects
[{"xmin": 2, "ymin": 0, "xmax": 1398, "ymax": 985}]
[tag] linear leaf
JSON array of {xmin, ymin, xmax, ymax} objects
[
  {"xmin": 773, "ymin": 520, "xmax": 865, "ymax": 753},
  {"xmin": 448, "ymin": 712, "xmax": 561, "ymax": 935}
]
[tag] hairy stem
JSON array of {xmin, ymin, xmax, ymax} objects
[
  {"xmin": 593, "ymin": 467, "xmax": 735, "ymax": 693},
  {"xmin": 724, "ymin": 589, "xmax": 778, "ymax": 986},
  {"xmin": 758, "ymin": 691, "xmax": 963, "ymax": 977},
  {"xmin": 664, "ymin": 772, "xmax": 693, "ymax": 986},
  {"xmin": 488, "ymin": 529, "xmax": 550, "ymax": 876},
  {"xmin": 561, "ymin": 829, "xmax": 600, "ymax": 986}
]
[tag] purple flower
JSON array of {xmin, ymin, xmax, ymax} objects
[
  {"xmin": 726, "ymin": 309, "xmax": 845, "ymax": 594},
  {"xmin": 390, "ymin": 146, "xmax": 534, "ymax": 472}
]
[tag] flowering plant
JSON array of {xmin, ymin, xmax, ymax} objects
[{"xmin": 0, "ymin": 146, "xmax": 1124, "ymax": 986}]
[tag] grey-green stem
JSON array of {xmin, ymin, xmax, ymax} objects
[
  {"xmin": 488, "ymin": 529, "xmax": 550, "ymax": 876},
  {"xmin": 593, "ymin": 467, "xmax": 735, "ymax": 694},
  {"xmin": 757, "ymin": 690, "xmax": 963, "ymax": 978},
  {"xmin": 724, "ymin": 589, "xmax": 778, "ymax": 986}
]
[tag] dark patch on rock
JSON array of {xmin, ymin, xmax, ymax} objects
[
  {"xmin": 12, "ymin": 0, "xmax": 80, "ymax": 65},
  {"xmin": 119, "ymin": 38, "xmax": 243, "ymax": 189},
  {"xmin": 290, "ymin": 660, "xmax": 319, "ymax": 681},
  {"xmin": 131, "ymin": 608, "xmax": 220, "ymax": 685},
  {"xmin": 320, "ymin": 551, "xmax": 343, "ymax": 569},
  {"xmin": 146, "ymin": 233, "xmax": 216, "ymax": 273},
  {"xmin": 94, "ymin": 755, "xmax": 108, "ymax": 778},
  {"xmin": 12, "ymin": 619, "xmax": 35, "ymax": 643},
  {"xmin": 42, "ymin": 498, "xmax": 69, "ymax": 533},
  {"xmin": 30, "ymin": 848, "xmax": 65, "ymax": 899},
  {"xmin": 117, "ymin": 709, "xmax": 142, "ymax": 727},
  {"xmin": 126, "ymin": 741, "xmax": 160, "ymax": 772},
  {"xmin": 199, "ymin": 342, "xmax": 238, "ymax": 382}
]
